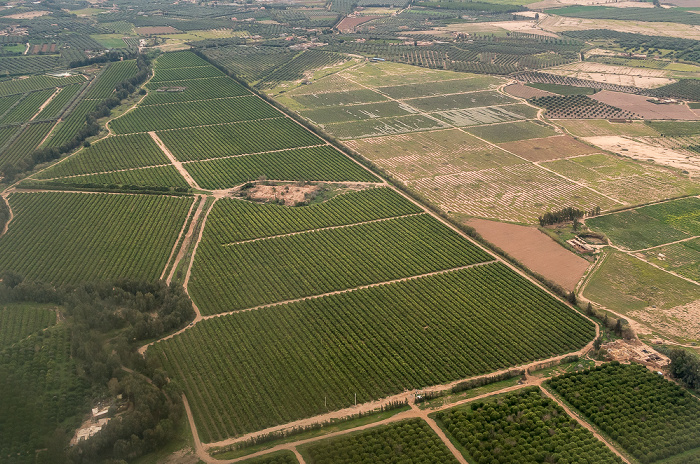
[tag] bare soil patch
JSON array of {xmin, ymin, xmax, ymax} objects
[
  {"xmin": 539, "ymin": 15, "xmax": 700, "ymax": 40},
  {"xmin": 583, "ymin": 135, "xmax": 700, "ymax": 175},
  {"xmin": 5, "ymin": 10, "xmax": 49, "ymax": 19},
  {"xmin": 591, "ymin": 91, "xmax": 700, "ymax": 120},
  {"xmin": 244, "ymin": 183, "xmax": 321, "ymax": 206},
  {"xmin": 601, "ymin": 339, "xmax": 669, "ymax": 370},
  {"xmin": 629, "ymin": 299, "xmax": 700, "ymax": 344},
  {"xmin": 336, "ymin": 16, "xmax": 380, "ymax": 33},
  {"xmin": 136, "ymin": 26, "xmax": 181, "ymax": 35},
  {"xmin": 504, "ymin": 83, "xmax": 555, "ymax": 99},
  {"xmin": 466, "ymin": 217, "xmax": 590, "ymax": 290},
  {"xmin": 499, "ymin": 135, "xmax": 599, "ymax": 162}
]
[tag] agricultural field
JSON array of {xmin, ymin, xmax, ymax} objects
[
  {"xmin": 1, "ymin": 122, "xmax": 55, "ymax": 167},
  {"xmin": 432, "ymin": 104, "xmax": 538, "ymax": 127},
  {"xmin": 153, "ymin": 261, "xmax": 594, "ymax": 440},
  {"xmin": 34, "ymin": 83, "xmax": 82, "ymax": 120},
  {"xmin": 640, "ymin": 238, "xmax": 700, "ymax": 283},
  {"xmin": 435, "ymin": 388, "xmax": 623, "ymax": 464},
  {"xmin": 499, "ymin": 135, "xmax": 599, "ymax": 162},
  {"xmin": 530, "ymin": 95, "xmax": 639, "ymax": 120},
  {"xmin": 583, "ymin": 250, "xmax": 700, "ymax": 344},
  {"xmin": 549, "ymin": 362, "xmax": 700, "ymax": 464},
  {"xmin": 299, "ymin": 419, "xmax": 459, "ymax": 464},
  {"xmin": 44, "ymin": 164, "xmax": 191, "ymax": 189},
  {"xmin": 322, "ymin": 114, "xmax": 448, "ymax": 139},
  {"xmin": 239, "ymin": 451, "xmax": 299, "ymax": 464},
  {"xmin": 0, "ymin": 303, "xmax": 56, "ymax": 349},
  {"xmin": 556, "ymin": 119, "xmax": 660, "ymax": 138},
  {"xmin": 585, "ymin": 197, "xmax": 700, "ymax": 250},
  {"xmin": 404, "ymin": 91, "xmax": 517, "ymax": 112},
  {"xmin": 0, "ymin": 74, "xmax": 85, "ymax": 97},
  {"xmin": 465, "ymin": 120, "xmax": 558, "ymax": 143},
  {"xmin": 0, "ymin": 192, "xmax": 193, "ymax": 284},
  {"xmin": 0, "ymin": 89, "xmax": 55, "ymax": 125},
  {"xmin": 300, "ymin": 101, "xmax": 416, "ymax": 125},
  {"xmin": 142, "ymin": 77, "xmax": 249, "ymax": 105}
]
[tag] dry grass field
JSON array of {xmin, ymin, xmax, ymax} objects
[{"xmin": 498, "ymin": 135, "xmax": 600, "ymax": 162}]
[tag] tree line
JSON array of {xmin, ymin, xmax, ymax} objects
[{"xmin": 538, "ymin": 206, "xmax": 601, "ymax": 227}]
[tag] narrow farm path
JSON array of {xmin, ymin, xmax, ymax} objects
[
  {"xmin": 222, "ymin": 212, "xmax": 425, "ymax": 246},
  {"xmin": 409, "ymin": 402, "xmax": 469, "ymax": 464},
  {"xmin": 166, "ymin": 195, "xmax": 207, "ymax": 284},
  {"xmin": 40, "ymin": 163, "xmax": 173, "ymax": 180},
  {"xmin": 37, "ymin": 118, "xmax": 61, "ymax": 147},
  {"xmin": 29, "ymin": 87, "xmax": 60, "ymax": 121},
  {"xmin": 0, "ymin": 194, "xmax": 12, "ymax": 237},
  {"xmin": 632, "ymin": 235, "xmax": 700, "ymax": 253},
  {"xmin": 149, "ymin": 131, "xmax": 202, "ymax": 189},
  {"xmin": 160, "ymin": 195, "xmax": 202, "ymax": 281},
  {"xmin": 540, "ymin": 386, "xmax": 632, "ymax": 464},
  {"xmin": 180, "ymin": 143, "xmax": 328, "ymax": 165}
]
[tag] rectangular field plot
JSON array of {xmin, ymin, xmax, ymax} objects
[
  {"xmin": 585, "ymin": 197, "xmax": 700, "ymax": 250},
  {"xmin": 640, "ymin": 237, "xmax": 700, "ymax": 282},
  {"xmin": 188, "ymin": 213, "xmax": 492, "ymax": 313},
  {"xmin": 239, "ymin": 451, "xmax": 298, "ymax": 464},
  {"xmin": 0, "ymin": 89, "xmax": 54, "ymax": 125},
  {"xmin": 465, "ymin": 120, "xmax": 558, "ymax": 143},
  {"xmin": 285, "ymin": 74, "xmax": 365, "ymax": 96},
  {"xmin": 324, "ymin": 114, "xmax": 448, "ymax": 139},
  {"xmin": 433, "ymin": 104, "xmax": 537, "ymax": 127},
  {"xmin": 142, "ymin": 77, "xmax": 250, "ymax": 105},
  {"xmin": 300, "ymin": 101, "xmax": 416, "ymax": 125},
  {"xmin": 150, "ymin": 64, "xmax": 224, "ymax": 83},
  {"xmin": 340, "ymin": 61, "xmax": 471, "ymax": 88},
  {"xmin": 290, "ymin": 89, "xmax": 387, "ymax": 109},
  {"xmin": 0, "ymin": 192, "xmax": 193, "ymax": 284},
  {"xmin": 1, "ymin": 122, "xmax": 54, "ymax": 167},
  {"xmin": 410, "ymin": 164, "xmax": 620, "ymax": 223},
  {"xmin": 549, "ymin": 363, "xmax": 700, "ymax": 464},
  {"xmin": 158, "ymin": 118, "xmax": 324, "ymax": 162},
  {"xmin": 43, "ymin": 165, "xmax": 190, "ymax": 189},
  {"xmin": 184, "ymin": 146, "xmax": 378, "ymax": 189},
  {"xmin": 153, "ymin": 262, "xmax": 595, "ymax": 440},
  {"xmin": 0, "ymin": 303, "xmax": 56, "ymax": 350},
  {"xmin": 299, "ymin": 419, "xmax": 459, "ymax": 464},
  {"xmin": 0, "ymin": 74, "xmax": 85, "ymax": 97},
  {"xmin": 377, "ymin": 76, "xmax": 504, "ymax": 100},
  {"xmin": 404, "ymin": 91, "xmax": 517, "ymax": 113},
  {"xmin": 499, "ymin": 135, "xmax": 600, "ymax": 162},
  {"xmin": 435, "ymin": 388, "xmax": 623, "ymax": 464},
  {"xmin": 110, "ymin": 96, "xmax": 281, "ymax": 133},
  {"xmin": 205, "ymin": 187, "xmax": 421, "ymax": 242},
  {"xmin": 346, "ymin": 129, "xmax": 524, "ymax": 182},
  {"xmin": 85, "ymin": 60, "xmax": 138, "ymax": 100},
  {"xmin": 155, "ymin": 51, "xmax": 211, "ymax": 69},
  {"xmin": 34, "ymin": 84, "xmax": 82, "ymax": 120},
  {"xmin": 36, "ymin": 133, "xmax": 171, "ymax": 178},
  {"xmin": 646, "ymin": 121, "xmax": 700, "ymax": 137},
  {"xmin": 556, "ymin": 119, "xmax": 660, "ymax": 138}
]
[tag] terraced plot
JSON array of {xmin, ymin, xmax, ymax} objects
[
  {"xmin": 158, "ymin": 118, "xmax": 324, "ymax": 162},
  {"xmin": 37, "ymin": 133, "xmax": 171, "ymax": 178},
  {"xmin": 0, "ymin": 192, "xmax": 193, "ymax": 284},
  {"xmin": 153, "ymin": 262, "xmax": 595, "ymax": 441},
  {"xmin": 184, "ymin": 145, "xmax": 378, "ymax": 189},
  {"xmin": 110, "ymin": 96, "xmax": 281, "ymax": 133},
  {"xmin": 189, "ymin": 213, "xmax": 492, "ymax": 314}
]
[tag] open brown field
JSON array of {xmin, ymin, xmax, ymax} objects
[
  {"xmin": 336, "ymin": 16, "xmax": 380, "ymax": 33},
  {"xmin": 499, "ymin": 135, "xmax": 600, "ymax": 162},
  {"xmin": 556, "ymin": 119, "xmax": 660, "ymax": 137},
  {"xmin": 503, "ymin": 83, "xmax": 555, "ymax": 99},
  {"xmin": 546, "ymin": 62, "xmax": 675, "ymax": 89},
  {"xmin": 591, "ymin": 91, "xmax": 700, "ymax": 120},
  {"xmin": 466, "ymin": 217, "xmax": 590, "ymax": 290}
]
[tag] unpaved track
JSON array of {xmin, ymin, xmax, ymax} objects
[
  {"xmin": 160, "ymin": 195, "xmax": 201, "ymax": 281},
  {"xmin": 29, "ymin": 87, "xmax": 60, "ymax": 121},
  {"xmin": 0, "ymin": 194, "xmax": 12, "ymax": 237},
  {"xmin": 40, "ymin": 163, "xmax": 173, "ymax": 181},
  {"xmin": 149, "ymin": 131, "xmax": 201, "ymax": 189},
  {"xmin": 166, "ymin": 195, "xmax": 207, "ymax": 284},
  {"xmin": 409, "ymin": 402, "xmax": 468, "ymax": 464}
]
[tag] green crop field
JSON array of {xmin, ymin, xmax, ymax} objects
[
  {"xmin": 377, "ymin": 76, "xmax": 503, "ymax": 99},
  {"xmin": 557, "ymin": 120, "xmax": 659, "ymax": 138},
  {"xmin": 0, "ymin": 94, "xmax": 22, "ymax": 117},
  {"xmin": 158, "ymin": 118, "xmax": 324, "ymax": 162},
  {"xmin": 153, "ymin": 262, "xmax": 594, "ymax": 441},
  {"xmin": 156, "ymin": 51, "xmax": 212, "ymax": 69},
  {"xmin": 37, "ymin": 133, "xmax": 171, "ymax": 178},
  {"xmin": 45, "ymin": 164, "xmax": 190, "ymax": 189},
  {"xmin": 586, "ymin": 197, "xmax": 700, "ymax": 250},
  {"xmin": 435, "ymin": 388, "xmax": 623, "ymax": 464},
  {"xmin": 189, "ymin": 213, "xmax": 492, "ymax": 313},
  {"xmin": 646, "ymin": 121, "xmax": 700, "ymax": 137},
  {"xmin": 299, "ymin": 419, "xmax": 459, "ymax": 464},
  {"xmin": 84, "ymin": 60, "xmax": 139, "ymax": 100},
  {"xmin": 301, "ymin": 101, "xmax": 415, "ymax": 125},
  {"xmin": 43, "ymin": 99, "xmax": 100, "ymax": 148},
  {"xmin": 0, "ymin": 75, "xmax": 85, "ymax": 98},
  {"xmin": 0, "ymin": 303, "xmax": 56, "ymax": 349},
  {"xmin": 240, "ymin": 451, "xmax": 299, "ymax": 464},
  {"xmin": 640, "ymin": 237, "xmax": 700, "ymax": 283},
  {"xmin": 465, "ymin": 120, "xmax": 558, "ymax": 143},
  {"xmin": 204, "ymin": 187, "xmax": 421, "ymax": 242},
  {"xmin": 150, "ymin": 65, "xmax": 225, "ymax": 83},
  {"xmin": 404, "ymin": 91, "xmax": 517, "ymax": 112},
  {"xmin": 110, "ymin": 96, "xmax": 281, "ymax": 133},
  {"xmin": 290, "ymin": 89, "xmax": 388, "ymax": 109},
  {"xmin": 527, "ymin": 83, "xmax": 597, "ymax": 96},
  {"xmin": 0, "ymin": 325, "xmax": 87, "ymax": 463},
  {"xmin": 184, "ymin": 145, "xmax": 378, "ymax": 189},
  {"xmin": 549, "ymin": 362, "xmax": 700, "ymax": 464},
  {"xmin": 142, "ymin": 77, "xmax": 250, "ymax": 105},
  {"xmin": 0, "ymin": 192, "xmax": 193, "ymax": 284},
  {"xmin": 0, "ymin": 89, "xmax": 54, "ymax": 125},
  {"xmin": 1, "ymin": 122, "xmax": 55, "ymax": 168},
  {"xmin": 34, "ymin": 83, "xmax": 82, "ymax": 120},
  {"xmin": 433, "ymin": 104, "xmax": 537, "ymax": 127}
]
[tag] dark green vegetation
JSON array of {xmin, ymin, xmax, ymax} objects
[
  {"xmin": 530, "ymin": 95, "xmax": 637, "ymax": 119},
  {"xmin": 435, "ymin": 388, "xmax": 623, "ymax": 464},
  {"xmin": 669, "ymin": 349, "xmax": 700, "ymax": 392},
  {"xmin": 300, "ymin": 419, "xmax": 459, "ymax": 464},
  {"xmin": 189, "ymin": 212, "xmax": 492, "ymax": 313},
  {"xmin": 0, "ymin": 302, "xmax": 56, "ymax": 349},
  {"xmin": 586, "ymin": 197, "xmax": 700, "ymax": 250},
  {"xmin": 547, "ymin": 6, "xmax": 700, "ymax": 26},
  {"xmin": 549, "ymin": 362, "xmax": 700, "ymax": 464},
  {"xmin": 240, "ymin": 451, "xmax": 299, "ymax": 464},
  {"xmin": 142, "ymin": 76, "xmax": 249, "ymax": 105},
  {"xmin": 154, "ymin": 262, "xmax": 594, "ymax": 441},
  {"xmin": 0, "ymin": 192, "xmax": 193, "ymax": 284},
  {"xmin": 0, "ymin": 279, "xmax": 195, "ymax": 464}
]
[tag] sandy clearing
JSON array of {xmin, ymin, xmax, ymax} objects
[
  {"xmin": 591, "ymin": 91, "xmax": 700, "ymax": 120},
  {"xmin": 539, "ymin": 15, "xmax": 700, "ymax": 40},
  {"xmin": 583, "ymin": 135, "xmax": 700, "ymax": 175},
  {"xmin": 629, "ymin": 299, "xmax": 700, "ymax": 343},
  {"xmin": 467, "ymin": 217, "xmax": 590, "ymax": 290},
  {"xmin": 546, "ymin": 70, "xmax": 674, "ymax": 89},
  {"xmin": 5, "ymin": 10, "xmax": 49, "ymax": 18}
]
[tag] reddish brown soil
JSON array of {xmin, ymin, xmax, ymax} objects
[
  {"xmin": 467, "ymin": 217, "xmax": 590, "ymax": 290},
  {"xmin": 503, "ymin": 83, "xmax": 555, "ymax": 99},
  {"xmin": 336, "ymin": 16, "xmax": 380, "ymax": 33},
  {"xmin": 136, "ymin": 26, "xmax": 181, "ymax": 35},
  {"xmin": 591, "ymin": 90, "xmax": 700, "ymax": 120},
  {"xmin": 499, "ymin": 135, "xmax": 599, "ymax": 162}
]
